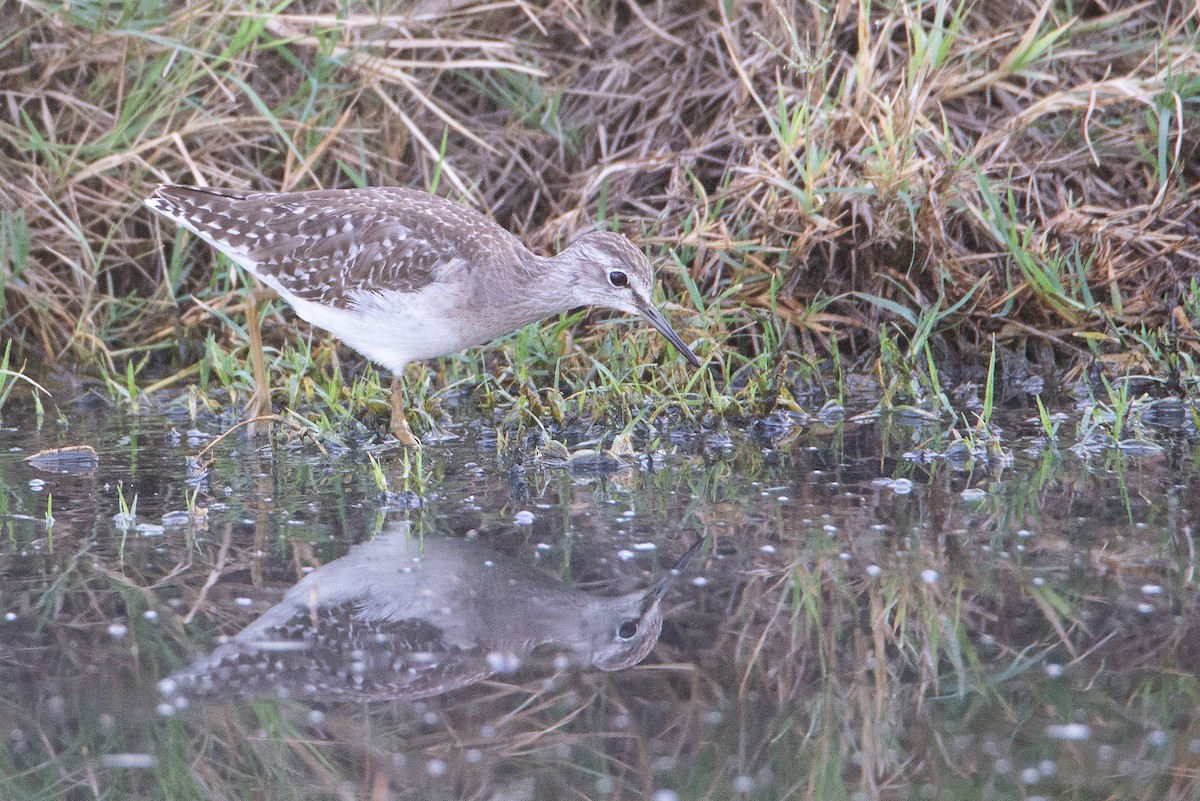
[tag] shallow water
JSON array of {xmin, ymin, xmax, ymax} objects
[{"xmin": 1, "ymin": 393, "xmax": 1198, "ymax": 800}]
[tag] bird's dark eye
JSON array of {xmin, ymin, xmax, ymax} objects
[
  {"xmin": 608, "ymin": 270, "xmax": 629, "ymax": 288},
  {"xmin": 617, "ymin": 620, "xmax": 638, "ymax": 640}
]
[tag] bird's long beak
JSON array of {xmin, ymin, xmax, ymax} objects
[
  {"xmin": 646, "ymin": 536, "xmax": 707, "ymax": 604},
  {"xmin": 637, "ymin": 302, "xmax": 702, "ymax": 368}
]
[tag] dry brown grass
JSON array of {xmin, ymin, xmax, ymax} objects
[{"xmin": 2, "ymin": 0, "xmax": 1198, "ymax": 383}]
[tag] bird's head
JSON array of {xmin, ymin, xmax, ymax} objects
[{"xmin": 559, "ymin": 231, "xmax": 701, "ymax": 368}]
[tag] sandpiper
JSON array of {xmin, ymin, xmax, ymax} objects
[
  {"xmin": 145, "ymin": 185, "xmax": 701, "ymax": 445},
  {"xmin": 159, "ymin": 526, "xmax": 705, "ymax": 704}
]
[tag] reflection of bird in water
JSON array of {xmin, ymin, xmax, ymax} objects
[{"xmin": 160, "ymin": 525, "xmax": 702, "ymax": 706}]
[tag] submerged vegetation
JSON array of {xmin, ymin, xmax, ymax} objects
[{"xmin": 0, "ymin": 0, "xmax": 1196, "ymax": 437}]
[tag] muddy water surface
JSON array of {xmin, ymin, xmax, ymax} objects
[{"xmin": 1, "ymin": 396, "xmax": 1198, "ymax": 800}]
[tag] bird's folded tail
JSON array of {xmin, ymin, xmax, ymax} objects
[{"xmin": 144, "ymin": 184, "xmax": 266, "ymax": 272}]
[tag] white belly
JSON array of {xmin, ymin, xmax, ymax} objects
[{"xmin": 268, "ymin": 282, "xmax": 485, "ymax": 373}]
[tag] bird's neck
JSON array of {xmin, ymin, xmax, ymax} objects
[
  {"xmin": 497, "ymin": 253, "xmax": 582, "ymax": 324},
  {"xmin": 484, "ymin": 589, "xmax": 643, "ymax": 656}
]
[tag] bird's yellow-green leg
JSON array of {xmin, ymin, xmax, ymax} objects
[
  {"xmin": 244, "ymin": 284, "xmax": 272, "ymax": 423},
  {"xmin": 390, "ymin": 374, "xmax": 420, "ymax": 447}
]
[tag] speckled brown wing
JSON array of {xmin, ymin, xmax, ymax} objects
[
  {"xmin": 162, "ymin": 602, "xmax": 495, "ymax": 704},
  {"xmin": 148, "ymin": 186, "xmax": 529, "ymax": 310}
]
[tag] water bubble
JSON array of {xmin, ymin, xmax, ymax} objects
[
  {"xmin": 156, "ymin": 703, "xmax": 175, "ymax": 717},
  {"xmin": 596, "ymin": 776, "xmax": 615, "ymax": 795},
  {"xmin": 479, "ymin": 725, "xmax": 497, "ymax": 738},
  {"xmin": 1044, "ymin": 663, "xmax": 1063, "ymax": 678},
  {"xmin": 865, "ymin": 565, "xmax": 883, "ymax": 578},
  {"xmin": 651, "ymin": 791, "xmax": 679, "ymax": 801},
  {"xmin": 733, "ymin": 775, "xmax": 755, "ymax": 793},
  {"xmin": 514, "ymin": 510, "xmax": 535, "ymax": 525},
  {"xmin": 1018, "ymin": 529, "xmax": 1032, "ymax": 537},
  {"xmin": 307, "ymin": 710, "xmax": 325, "ymax": 725},
  {"xmin": 425, "ymin": 758, "xmax": 447, "ymax": 777},
  {"xmin": 1020, "ymin": 767, "xmax": 1040, "ymax": 784},
  {"xmin": 1037, "ymin": 759, "xmax": 1057, "ymax": 777},
  {"xmin": 4, "ymin": 612, "xmax": 16, "ymax": 622},
  {"xmin": 535, "ymin": 542, "xmax": 551, "ymax": 551},
  {"xmin": 1137, "ymin": 603, "xmax": 1155, "ymax": 614},
  {"xmin": 777, "ymin": 496, "xmax": 790, "ymax": 503},
  {"xmin": 633, "ymin": 542, "xmax": 657, "ymax": 551},
  {"xmin": 617, "ymin": 550, "xmax": 636, "ymax": 561},
  {"xmin": 465, "ymin": 748, "xmax": 483, "ymax": 764},
  {"xmin": 1147, "ymin": 730, "xmax": 1168, "ymax": 747},
  {"xmin": 142, "ymin": 610, "xmax": 158, "ymax": 621},
  {"xmin": 234, "ymin": 597, "xmax": 254, "ymax": 607},
  {"xmin": 1141, "ymin": 584, "xmax": 1163, "ymax": 596},
  {"xmin": 107, "ymin": 622, "xmax": 128, "ymax": 639},
  {"xmin": 486, "ymin": 651, "xmax": 521, "ymax": 674},
  {"xmin": 920, "ymin": 569, "xmax": 939, "ymax": 585},
  {"xmin": 892, "ymin": 479, "xmax": 913, "ymax": 495},
  {"xmin": 1032, "ymin": 576, "xmax": 1046, "ymax": 586},
  {"xmin": 652, "ymin": 756, "xmax": 676, "ymax": 773},
  {"xmin": 690, "ymin": 576, "xmax": 709, "ymax": 587},
  {"xmin": 422, "ymin": 711, "xmax": 439, "ymax": 726},
  {"xmin": 29, "ymin": 479, "xmax": 46, "ymax": 492},
  {"xmin": 960, "ymin": 488, "xmax": 986, "ymax": 502},
  {"xmin": 760, "ymin": 544, "xmax": 776, "ymax": 554}
]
